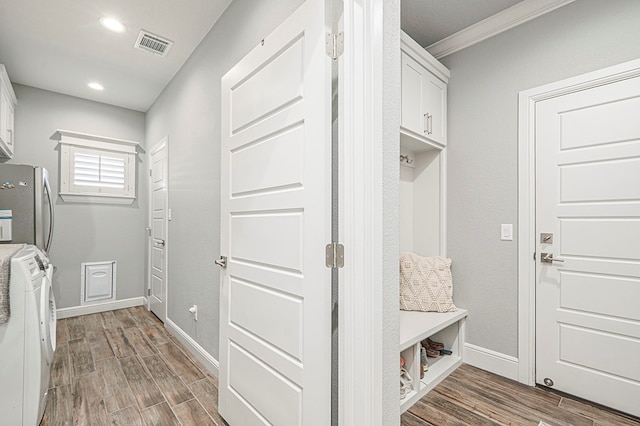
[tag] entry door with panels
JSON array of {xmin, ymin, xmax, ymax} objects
[
  {"xmin": 218, "ymin": 0, "xmax": 331, "ymax": 424},
  {"xmin": 535, "ymin": 73, "xmax": 640, "ymax": 417},
  {"xmin": 149, "ymin": 140, "xmax": 168, "ymax": 322}
]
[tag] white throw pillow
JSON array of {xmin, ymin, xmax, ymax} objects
[{"xmin": 399, "ymin": 253, "xmax": 456, "ymax": 313}]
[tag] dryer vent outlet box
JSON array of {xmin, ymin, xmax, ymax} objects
[{"xmin": 81, "ymin": 261, "xmax": 116, "ymax": 305}]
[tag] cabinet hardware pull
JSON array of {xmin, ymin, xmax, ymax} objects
[{"xmin": 424, "ymin": 113, "xmax": 433, "ymax": 135}]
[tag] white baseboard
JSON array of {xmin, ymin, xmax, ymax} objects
[
  {"xmin": 165, "ymin": 318, "xmax": 219, "ymax": 378},
  {"xmin": 464, "ymin": 343, "xmax": 519, "ymax": 381},
  {"xmin": 56, "ymin": 297, "xmax": 146, "ymax": 319}
]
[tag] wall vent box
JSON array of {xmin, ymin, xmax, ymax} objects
[
  {"xmin": 81, "ymin": 261, "xmax": 116, "ymax": 305},
  {"xmin": 0, "ymin": 209, "xmax": 12, "ymax": 241}
]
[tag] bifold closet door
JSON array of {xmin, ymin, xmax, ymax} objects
[{"xmin": 218, "ymin": 0, "xmax": 332, "ymax": 424}]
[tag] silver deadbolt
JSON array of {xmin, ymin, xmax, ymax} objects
[
  {"xmin": 540, "ymin": 233, "xmax": 553, "ymax": 244},
  {"xmin": 215, "ymin": 256, "xmax": 227, "ymax": 269}
]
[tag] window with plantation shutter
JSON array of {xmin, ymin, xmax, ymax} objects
[
  {"xmin": 74, "ymin": 153, "xmax": 126, "ymax": 188},
  {"xmin": 53, "ymin": 130, "xmax": 141, "ymax": 204}
]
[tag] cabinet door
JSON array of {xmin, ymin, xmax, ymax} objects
[
  {"xmin": 6, "ymin": 100, "xmax": 14, "ymax": 151},
  {"xmin": 401, "ymin": 51, "xmax": 427, "ymax": 136},
  {"xmin": 422, "ymin": 73, "xmax": 446, "ymax": 145},
  {"xmin": 0, "ymin": 91, "xmax": 7, "ymax": 143},
  {"xmin": 401, "ymin": 51, "xmax": 447, "ymax": 146}
]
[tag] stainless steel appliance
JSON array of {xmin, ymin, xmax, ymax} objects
[{"xmin": 0, "ymin": 164, "xmax": 54, "ymax": 253}]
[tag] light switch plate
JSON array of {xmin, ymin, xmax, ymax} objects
[{"xmin": 501, "ymin": 224, "xmax": 513, "ymax": 241}]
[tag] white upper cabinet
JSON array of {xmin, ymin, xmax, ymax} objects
[
  {"xmin": 400, "ymin": 32, "xmax": 449, "ymax": 149},
  {"xmin": 0, "ymin": 65, "xmax": 17, "ymax": 158}
]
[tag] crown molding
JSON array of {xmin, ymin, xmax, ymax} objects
[{"xmin": 426, "ymin": 0, "xmax": 576, "ymax": 59}]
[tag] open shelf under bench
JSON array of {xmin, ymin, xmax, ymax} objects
[{"xmin": 399, "ymin": 308, "xmax": 468, "ymax": 412}]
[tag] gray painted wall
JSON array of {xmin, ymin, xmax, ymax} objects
[
  {"xmin": 441, "ymin": 0, "xmax": 640, "ymax": 357},
  {"xmin": 9, "ymin": 84, "xmax": 146, "ymax": 309},
  {"xmin": 145, "ymin": 0, "xmax": 304, "ymax": 360}
]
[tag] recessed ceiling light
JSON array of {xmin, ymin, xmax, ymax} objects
[
  {"xmin": 88, "ymin": 82, "xmax": 104, "ymax": 91},
  {"xmin": 100, "ymin": 17, "xmax": 126, "ymax": 33}
]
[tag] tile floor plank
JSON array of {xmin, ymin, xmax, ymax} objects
[
  {"xmin": 140, "ymin": 401, "xmax": 181, "ymax": 426},
  {"xmin": 105, "ymin": 327, "xmax": 136, "ymax": 358},
  {"xmin": 100, "ymin": 310, "xmax": 122, "ymax": 330},
  {"xmin": 409, "ymin": 394, "xmax": 499, "ymax": 426},
  {"xmin": 437, "ymin": 372, "xmax": 593, "ymax": 426},
  {"xmin": 49, "ymin": 343, "xmax": 70, "ymax": 388},
  {"xmin": 173, "ymin": 399, "xmax": 216, "ymax": 426},
  {"xmin": 72, "ymin": 371, "xmax": 109, "ymax": 426},
  {"xmin": 109, "ymin": 406, "xmax": 145, "ymax": 426},
  {"xmin": 125, "ymin": 327, "xmax": 157, "ymax": 357},
  {"xmin": 119, "ymin": 355, "xmax": 165, "ymax": 410},
  {"xmin": 40, "ymin": 384, "xmax": 73, "ymax": 426},
  {"xmin": 83, "ymin": 313, "xmax": 104, "ymax": 334},
  {"xmin": 401, "ymin": 411, "xmax": 434, "ymax": 426},
  {"xmin": 559, "ymin": 397, "xmax": 640, "ymax": 426},
  {"xmin": 68, "ymin": 338, "xmax": 95, "ymax": 377},
  {"xmin": 87, "ymin": 331, "xmax": 114, "ymax": 362},
  {"xmin": 446, "ymin": 368, "xmax": 594, "ymax": 426},
  {"xmin": 95, "ymin": 356, "xmax": 137, "ymax": 413},
  {"xmin": 129, "ymin": 306, "xmax": 158, "ymax": 327},
  {"xmin": 142, "ymin": 354, "xmax": 194, "ymax": 406},
  {"xmin": 66, "ymin": 317, "xmax": 86, "ymax": 340},
  {"xmin": 113, "ymin": 308, "xmax": 138, "ymax": 328},
  {"xmin": 142, "ymin": 325, "xmax": 170, "ymax": 346},
  {"xmin": 188, "ymin": 377, "xmax": 227, "ymax": 425},
  {"xmin": 55, "ymin": 318, "xmax": 70, "ymax": 346},
  {"xmin": 156, "ymin": 342, "xmax": 205, "ymax": 384}
]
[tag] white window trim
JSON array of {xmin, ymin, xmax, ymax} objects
[{"xmin": 52, "ymin": 129, "xmax": 142, "ymax": 204}]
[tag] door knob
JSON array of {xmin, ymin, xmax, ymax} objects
[
  {"xmin": 155, "ymin": 239, "xmax": 165, "ymax": 248},
  {"xmin": 215, "ymin": 256, "xmax": 227, "ymax": 269}
]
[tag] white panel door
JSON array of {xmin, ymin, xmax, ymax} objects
[
  {"xmin": 149, "ymin": 140, "xmax": 168, "ymax": 322},
  {"xmin": 218, "ymin": 0, "xmax": 331, "ymax": 424},
  {"xmin": 536, "ymin": 74, "xmax": 640, "ymax": 417}
]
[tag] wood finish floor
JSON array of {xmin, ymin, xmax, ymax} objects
[
  {"xmin": 41, "ymin": 306, "xmax": 227, "ymax": 426},
  {"xmin": 42, "ymin": 307, "xmax": 640, "ymax": 425},
  {"xmin": 402, "ymin": 364, "xmax": 640, "ymax": 426}
]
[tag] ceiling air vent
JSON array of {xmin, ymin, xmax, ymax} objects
[{"xmin": 134, "ymin": 30, "xmax": 173, "ymax": 57}]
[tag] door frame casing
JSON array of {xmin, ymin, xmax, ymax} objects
[
  {"xmin": 147, "ymin": 136, "xmax": 169, "ymax": 322},
  {"xmin": 517, "ymin": 58, "xmax": 640, "ymax": 386},
  {"xmin": 339, "ymin": 0, "xmax": 400, "ymax": 424}
]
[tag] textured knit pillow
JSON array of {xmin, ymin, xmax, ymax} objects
[{"xmin": 399, "ymin": 253, "xmax": 456, "ymax": 313}]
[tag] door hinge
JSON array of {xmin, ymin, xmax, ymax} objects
[
  {"xmin": 326, "ymin": 32, "xmax": 344, "ymax": 60},
  {"xmin": 149, "ymin": 169, "xmax": 152, "ymax": 176},
  {"xmin": 325, "ymin": 243, "xmax": 344, "ymax": 269},
  {"xmin": 533, "ymin": 252, "xmax": 536, "ymax": 261},
  {"xmin": 147, "ymin": 288, "xmax": 151, "ymax": 296}
]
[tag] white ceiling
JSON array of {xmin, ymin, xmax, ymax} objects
[
  {"xmin": 0, "ymin": 0, "xmax": 232, "ymax": 112},
  {"xmin": 0, "ymin": 0, "xmax": 523, "ymax": 113}
]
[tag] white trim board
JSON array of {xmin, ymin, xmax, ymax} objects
[
  {"xmin": 339, "ymin": 0, "xmax": 395, "ymax": 424},
  {"xmin": 426, "ymin": 0, "xmax": 576, "ymax": 59},
  {"xmin": 165, "ymin": 318, "xmax": 219, "ymax": 378},
  {"xmin": 56, "ymin": 296, "xmax": 145, "ymax": 319},
  {"xmin": 464, "ymin": 343, "xmax": 519, "ymax": 381},
  {"xmin": 517, "ymin": 57, "xmax": 640, "ymax": 386}
]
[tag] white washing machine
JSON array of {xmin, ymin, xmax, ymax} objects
[{"xmin": 0, "ymin": 245, "xmax": 57, "ymax": 426}]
